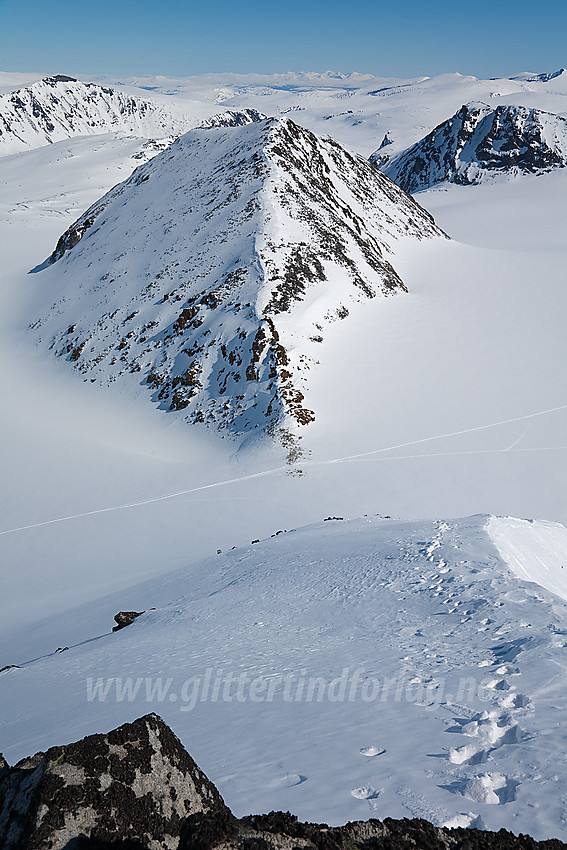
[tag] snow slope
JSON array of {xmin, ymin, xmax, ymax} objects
[
  {"xmin": 0, "ymin": 74, "xmax": 265, "ymax": 157},
  {"xmin": 2, "ymin": 130, "xmax": 567, "ymax": 638},
  {"xmin": 375, "ymin": 103, "xmax": 567, "ymax": 192},
  {"xmin": 30, "ymin": 118, "xmax": 442, "ymax": 438},
  {"xmin": 3, "ymin": 514, "xmax": 567, "ymax": 841},
  {"xmin": 488, "ymin": 516, "xmax": 567, "ymax": 601}
]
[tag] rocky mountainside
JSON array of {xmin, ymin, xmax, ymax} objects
[
  {"xmin": 31, "ymin": 117, "xmax": 444, "ymax": 442},
  {"xmin": 1, "ymin": 713, "xmax": 565, "ymax": 850},
  {"xmin": 372, "ymin": 102, "xmax": 567, "ymax": 192},
  {"xmin": 0, "ymin": 75, "xmax": 207, "ymax": 156}
]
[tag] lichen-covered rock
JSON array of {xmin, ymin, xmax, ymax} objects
[{"xmin": 0, "ymin": 714, "xmax": 228, "ymax": 850}]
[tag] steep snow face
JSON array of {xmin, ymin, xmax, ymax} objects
[
  {"xmin": 0, "ymin": 76, "xmax": 198, "ymax": 156},
  {"xmin": 31, "ymin": 117, "xmax": 444, "ymax": 440},
  {"xmin": 373, "ymin": 103, "xmax": 567, "ymax": 192}
]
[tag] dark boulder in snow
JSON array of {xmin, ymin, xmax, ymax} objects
[{"xmin": 112, "ymin": 610, "xmax": 145, "ymax": 631}]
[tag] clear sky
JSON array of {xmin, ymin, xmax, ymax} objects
[{"xmin": 0, "ymin": 0, "xmax": 565, "ymax": 80}]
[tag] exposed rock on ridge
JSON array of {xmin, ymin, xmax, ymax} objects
[
  {"xmin": 372, "ymin": 102, "xmax": 567, "ymax": 192},
  {"xmin": 1, "ymin": 714, "xmax": 565, "ymax": 850},
  {"xmin": 0, "ymin": 714, "xmax": 227, "ymax": 850},
  {"xmin": 32, "ymin": 117, "xmax": 444, "ymax": 439}
]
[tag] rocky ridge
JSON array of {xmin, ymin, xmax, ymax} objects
[
  {"xmin": 31, "ymin": 117, "xmax": 444, "ymax": 441},
  {"xmin": 372, "ymin": 102, "xmax": 567, "ymax": 192},
  {"xmin": 1, "ymin": 714, "xmax": 565, "ymax": 850}
]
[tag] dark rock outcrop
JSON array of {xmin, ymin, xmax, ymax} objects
[
  {"xmin": 198, "ymin": 109, "xmax": 266, "ymax": 129},
  {"xmin": 0, "ymin": 78, "xmax": 187, "ymax": 156},
  {"xmin": 1, "ymin": 715, "xmax": 566, "ymax": 850}
]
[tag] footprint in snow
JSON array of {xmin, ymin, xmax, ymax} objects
[
  {"xmin": 484, "ymin": 678, "xmax": 510, "ymax": 691},
  {"xmin": 500, "ymin": 692, "xmax": 530, "ymax": 709},
  {"xmin": 448, "ymin": 743, "xmax": 488, "ymax": 766},
  {"xmin": 270, "ymin": 773, "xmax": 306, "ymax": 789},
  {"xmin": 444, "ymin": 773, "xmax": 519, "ymax": 805},
  {"xmin": 351, "ymin": 785, "xmax": 380, "ymax": 800},
  {"xmin": 360, "ymin": 746, "xmax": 386, "ymax": 757},
  {"xmin": 443, "ymin": 812, "xmax": 484, "ymax": 829}
]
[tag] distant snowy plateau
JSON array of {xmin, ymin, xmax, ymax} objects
[{"xmin": 1, "ymin": 67, "xmax": 567, "ymax": 842}]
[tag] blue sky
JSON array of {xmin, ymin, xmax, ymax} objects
[{"xmin": 0, "ymin": 0, "xmax": 565, "ymax": 79}]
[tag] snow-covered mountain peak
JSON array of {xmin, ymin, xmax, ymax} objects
[
  {"xmin": 31, "ymin": 117, "xmax": 444, "ymax": 444},
  {"xmin": 373, "ymin": 101, "xmax": 567, "ymax": 192},
  {"xmin": 0, "ymin": 76, "xmax": 198, "ymax": 156}
]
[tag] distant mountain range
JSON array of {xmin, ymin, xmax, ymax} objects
[
  {"xmin": 31, "ymin": 117, "xmax": 444, "ymax": 442},
  {"xmin": 372, "ymin": 102, "xmax": 567, "ymax": 192}
]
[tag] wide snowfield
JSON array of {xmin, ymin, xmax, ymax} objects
[
  {"xmin": 1, "ymin": 70, "xmax": 567, "ymax": 840},
  {"xmin": 3, "ymin": 515, "xmax": 567, "ymax": 840}
]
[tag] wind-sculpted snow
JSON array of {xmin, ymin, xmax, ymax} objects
[
  {"xmin": 32, "ymin": 117, "xmax": 444, "ymax": 441},
  {"xmin": 373, "ymin": 103, "xmax": 567, "ymax": 192}
]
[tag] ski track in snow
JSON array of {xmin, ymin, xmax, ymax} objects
[{"xmin": 2, "ymin": 401, "xmax": 567, "ymax": 538}]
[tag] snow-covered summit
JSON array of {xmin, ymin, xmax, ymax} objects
[
  {"xmin": 32, "ymin": 117, "xmax": 444, "ymax": 441},
  {"xmin": 0, "ymin": 75, "xmax": 200, "ymax": 156},
  {"xmin": 372, "ymin": 102, "xmax": 567, "ymax": 192}
]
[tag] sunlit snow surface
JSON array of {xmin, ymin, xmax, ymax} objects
[
  {"xmin": 1, "ymin": 68, "xmax": 567, "ymax": 840},
  {"xmin": 3, "ymin": 515, "xmax": 567, "ymax": 840}
]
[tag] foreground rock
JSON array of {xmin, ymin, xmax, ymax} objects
[
  {"xmin": 1, "ymin": 714, "xmax": 565, "ymax": 850},
  {"xmin": 0, "ymin": 714, "xmax": 227, "ymax": 849}
]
